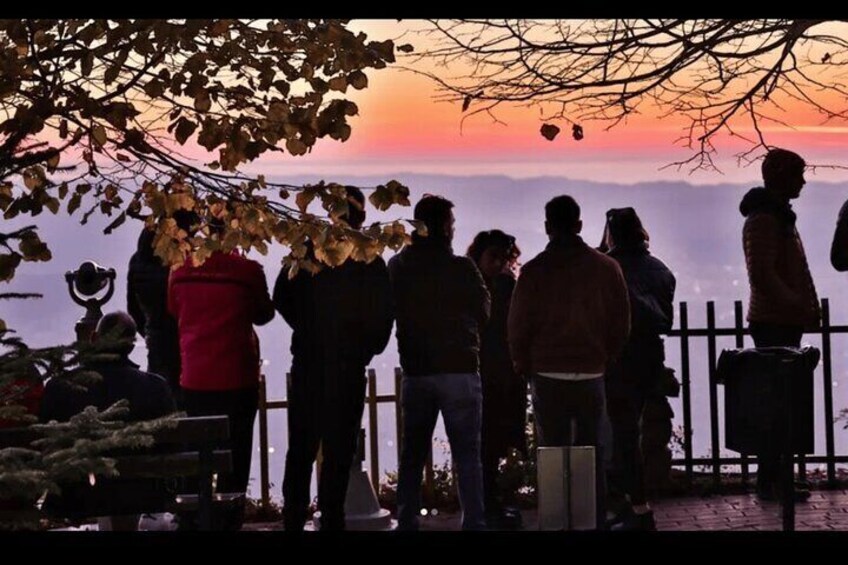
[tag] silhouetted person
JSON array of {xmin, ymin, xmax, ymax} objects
[
  {"xmin": 274, "ymin": 186, "xmax": 394, "ymax": 531},
  {"xmin": 168, "ymin": 214, "xmax": 275, "ymax": 529},
  {"xmin": 40, "ymin": 311, "xmax": 176, "ymax": 423},
  {"xmin": 508, "ymin": 195, "xmax": 630, "ymax": 530},
  {"xmin": 602, "ymin": 208, "xmax": 675, "ymax": 531},
  {"xmin": 467, "ymin": 229, "xmax": 526, "ymax": 528},
  {"xmin": 830, "ymin": 196, "xmax": 848, "ymax": 272},
  {"xmin": 390, "ymin": 194, "xmax": 490, "ymax": 531},
  {"xmin": 127, "ymin": 226, "xmax": 182, "ymax": 406},
  {"xmin": 740, "ymin": 148, "xmax": 819, "ymax": 502},
  {"xmin": 39, "ymin": 311, "xmax": 176, "ymax": 531}
]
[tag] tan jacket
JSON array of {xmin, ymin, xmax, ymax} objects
[
  {"xmin": 743, "ymin": 213, "xmax": 820, "ymax": 328},
  {"xmin": 508, "ymin": 237, "xmax": 630, "ymax": 375}
]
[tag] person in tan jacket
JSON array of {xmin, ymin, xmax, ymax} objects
[
  {"xmin": 508, "ymin": 195, "xmax": 630, "ymax": 529},
  {"xmin": 740, "ymin": 147, "xmax": 820, "ymax": 502}
]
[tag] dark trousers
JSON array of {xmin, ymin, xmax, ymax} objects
[
  {"xmin": 481, "ymin": 444, "xmax": 501, "ymax": 513},
  {"xmin": 531, "ymin": 375, "xmax": 608, "ymax": 530},
  {"xmin": 605, "ymin": 377, "xmax": 648, "ymax": 507},
  {"xmin": 749, "ymin": 322, "xmax": 803, "ymax": 491},
  {"xmin": 282, "ymin": 363, "xmax": 367, "ymax": 531},
  {"xmin": 181, "ymin": 386, "xmax": 259, "ymax": 529}
]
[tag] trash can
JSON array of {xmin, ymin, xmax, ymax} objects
[{"xmin": 716, "ymin": 346, "xmax": 819, "ymax": 456}]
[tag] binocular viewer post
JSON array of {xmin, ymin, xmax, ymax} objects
[{"xmin": 65, "ymin": 260, "xmax": 116, "ymax": 343}]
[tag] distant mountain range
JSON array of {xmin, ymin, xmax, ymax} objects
[{"xmin": 6, "ymin": 171, "xmax": 848, "ymax": 345}]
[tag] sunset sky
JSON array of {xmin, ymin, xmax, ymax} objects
[{"xmin": 246, "ymin": 19, "xmax": 848, "ymax": 185}]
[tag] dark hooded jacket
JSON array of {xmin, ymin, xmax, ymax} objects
[
  {"xmin": 607, "ymin": 242, "xmax": 675, "ymax": 338},
  {"xmin": 480, "ymin": 272, "xmax": 525, "ymax": 455},
  {"xmin": 739, "ymin": 187, "xmax": 819, "ymax": 328},
  {"xmin": 607, "ymin": 241, "xmax": 676, "ymax": 384},
  {"xmin": 388, "ymin": 235, "xmax": 491, "ymax": 377},
  {"xmin": 127, "ymin": 229, "xmax": 181, "ymax": 391}
]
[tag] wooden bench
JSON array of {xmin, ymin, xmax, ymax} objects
[{"xmin": 0, "ymin": 415, "xmax": 243, "ymax": 530}]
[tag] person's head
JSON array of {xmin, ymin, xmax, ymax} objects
[
  {"xmin": 467, "ymin": 230, "xmax": 521, "ymax": 278},
  {"xmin": 414, "ymin": 194, "xmax": 455, "ymax": 244},
  {"xmin": 173, "ymin": 209, "xmax": 201, "ymax": 237},
  {"xmin": 136, "ymin": 225, "xmax": 156, "ymax": 258},
  {"xmin": 605, "ymin": 207, "xmax": 649, "ymax": 250},
  {"xmin": 92, "ymin": 311, "xmax": 137, "ymax": 356},
  {"xmin": 342, "ymin": 185, "xmax": 366, "ymax": 229},
  {"xmin": 545, "ymin": 195, "xmax": 582, "ymax": 239},
  {"xmin": 762, "ymin": 148, "xmax": 806, "ymax": 200}
]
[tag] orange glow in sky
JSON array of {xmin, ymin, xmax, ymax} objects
[{"xmin": 243, "ymin": 20, "xmax": 848, "ymax": 184}]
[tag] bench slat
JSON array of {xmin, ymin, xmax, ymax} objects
[{"xmin": 115, "ymin": 450, "xmax": 232, "ymax": 478}]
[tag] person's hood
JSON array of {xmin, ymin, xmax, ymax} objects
[{"xmin": 739, "ymin": 187, "xmax": 796, "ymax": 227}]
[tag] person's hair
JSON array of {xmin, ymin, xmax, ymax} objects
[
  {"xmin": 762, "ymin": 148, "xmax": 805, "ymax": 187},
  {"xmin": 467, "ymin": 230, "xmax": 521, "ymax": 267},
  {"xmin": 414, "ymin": 194, "xmax": 454, "ymax": 240},
  {"xmin": 545, "ymin": 195, "xmax": 581, "ymax": 233},
  {"xmin": 606, "ymin": 207, "xmax": 648, "ymax": 248},
  {"xmin": 343, "ymin": 185, "xmax": 366, "ymax": 229},
  {"xmin": 94, "ymin": 311, "xmax": 137, "ymax": 355},
  {"xmin": 173, "ymin": 209, "xmax": 201, "ymax": 236}
]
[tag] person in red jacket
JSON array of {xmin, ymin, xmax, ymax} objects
[{"xmin": 168, "ymin": 215, "xmax": 275, "ymax": 530}]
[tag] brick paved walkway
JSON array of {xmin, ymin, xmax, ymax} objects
[
  {"xmin": 244, "ymin": 489, "xmax": 848, "ymax": 531},
  {"xmin": 653, "ymin": 490, "xmax": 848, "ymax": 531}
]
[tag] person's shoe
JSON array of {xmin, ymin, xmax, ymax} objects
[
  {"xmin": 611, "ymin": 510, "xmax": 657, "ymax": 532},
  {"xmin": 605, "ymin": 506, "xmax": 634, "ymax": 530},
  {"xmin": 794, "ymin": 481, "xmax": 811, "ymax": 493},
  {"xmin": 778, "ymin": 486, "xmax": 811, "ymax": 503},
  {"xmin": 756, "ymin": 484, "xmax": 777, "ymax": 502},
  {"xmin": 485, "ymin": 507, "xmax": 523, "ymax": 530},
  {"xmin": 758, "ymin": 483, "xmax": 810, "ymax": 503}
]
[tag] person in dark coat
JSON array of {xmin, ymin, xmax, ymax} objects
[
  {"xmin": 39, "ymin": 311, "xmax": 176, "ymax": 531},
  {"xmin": 740, "ymin": 148, "xmax": 819, "ymax": 502},
  {"xmin": 391, "ymin": 194, "xmax": 491, "ymax": 531},
  {"xmin": 602, "ymin": 207, "xmax": 676, "ymax": 531},
  {"xmin": 40, "ymin": 311, "xmax": 176, "ymax": 423},
  {"xmin": 466, "ymin": 230, "xmax": 525, "ymax": 528},
  {"xmin": 274, "ymin": 186, "xmax": 394, "ymax": 531},
  {"xmin": 508, "ymin": 195, "xmax": 630, "ymax": 530},
  {"xmin": 829, "ymin": 196, "xmax": 848, "ymax": 272},
  {"xmin": 127, "ymin": 227, "xmax": 182, "ymax": 406}
]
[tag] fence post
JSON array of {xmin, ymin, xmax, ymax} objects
[
  {"xmin": 368, "ymin": 368, "xmax": 380, "ymax": 493},
  {"xmin": 822, "ymin": 298, "xmax": 837, "ymax": 486},
  {"xmin": 258, "ymin": 373, "xmax": 271, "ymax": 512},
  {"xmin": 706, "ymin": 301, "xmax": 721, "ymax": 490},
  {"xmin": 680, "ymin": 302, "xmax": 694, "ymax": 488},
  {"xmin": 733, "ymin": 301, "xmax": 749, "ymax": 487}
]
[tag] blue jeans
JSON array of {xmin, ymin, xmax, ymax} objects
[{"xmin": 397, "ymin": 373, "xmax": 485, "ymax": 530}]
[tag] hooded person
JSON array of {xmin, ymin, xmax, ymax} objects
[{"xmin": 739, "ymin": 148, "xmax": 819, "ymax": 502}]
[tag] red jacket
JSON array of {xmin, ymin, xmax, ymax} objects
[
  {"xmin": 0, "ymin": 379, "xmax": 43, "ymax": 429},
  {"xmin": 168, "ymin": 251, "xmax": 274, "ymax": 391}
]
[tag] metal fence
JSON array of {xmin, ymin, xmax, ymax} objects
[
  {"xmin": 255, "ymin": 297, "xmax": 848, "ymax": 509},
  {"xmin": 670, "ymin": 297, "xmax": 848, "ymax": 491}
]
